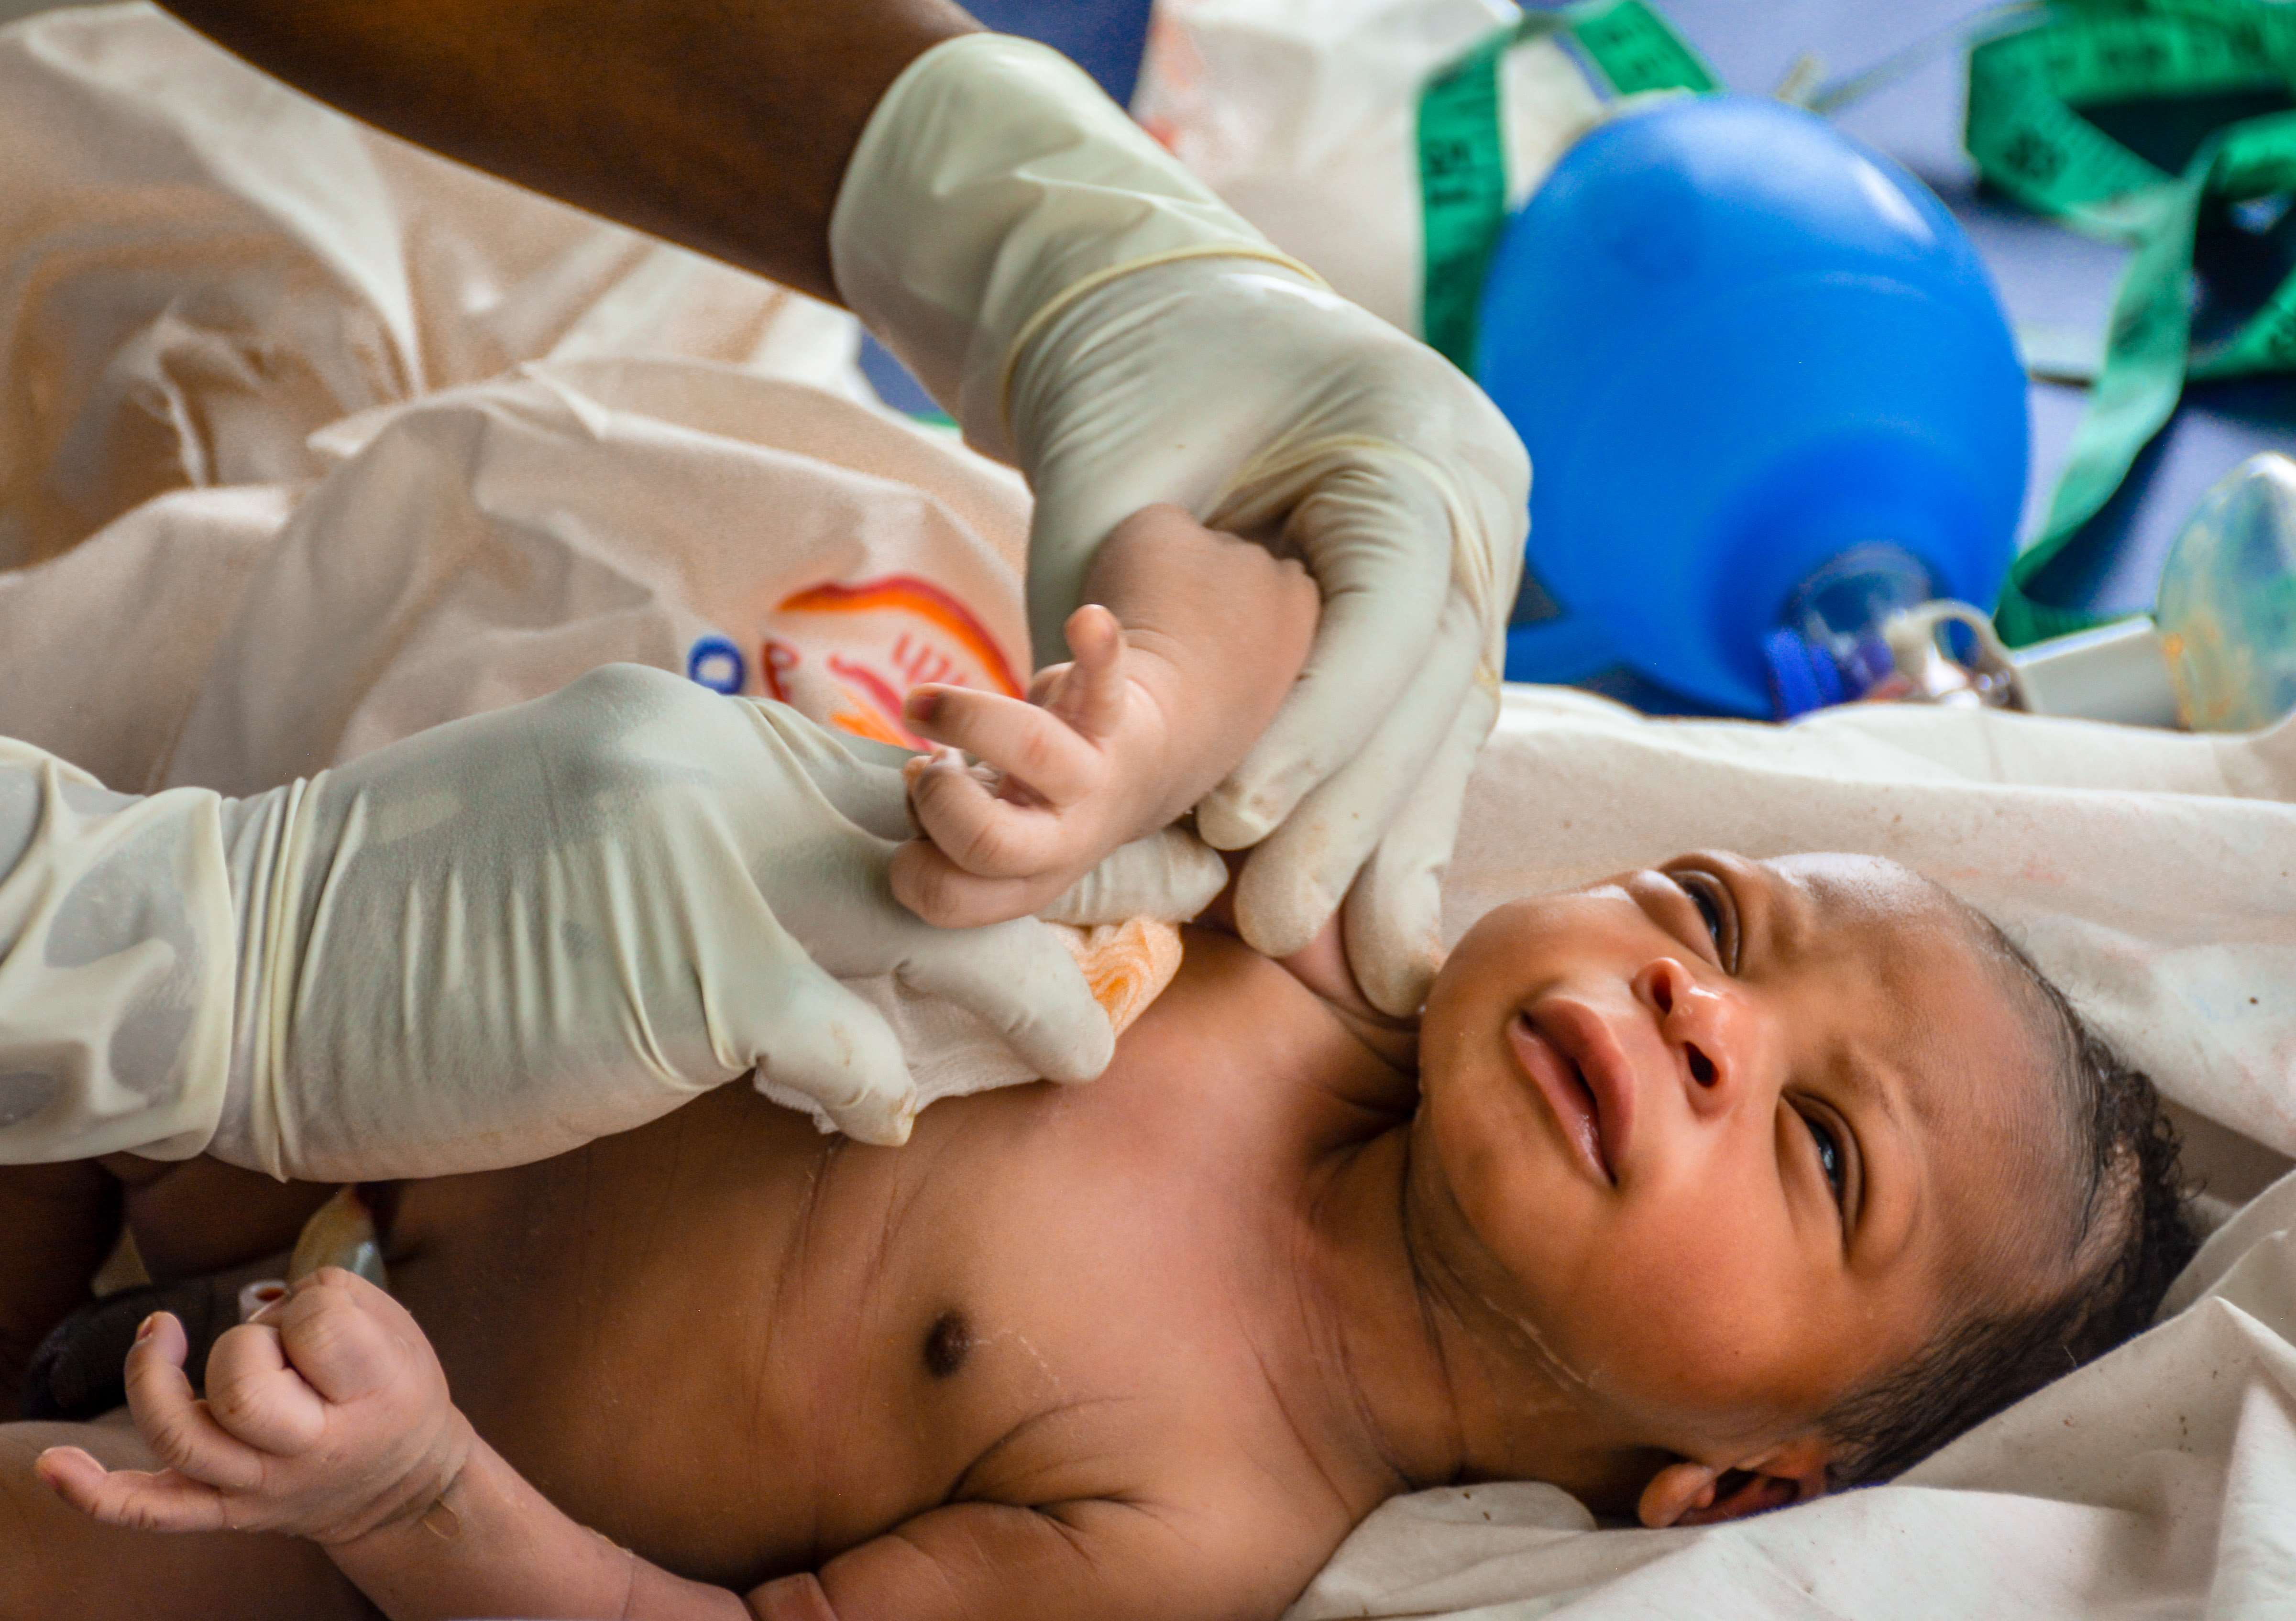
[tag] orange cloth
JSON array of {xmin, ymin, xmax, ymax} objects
[{"xmin": 1051, "ymin": 920, "xmax": 1185, "ymax": 1039}]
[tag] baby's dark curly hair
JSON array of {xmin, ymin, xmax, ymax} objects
[{"xmin": 1817, "ymin": 920, "xmax": 2200, "ymax": 1489}]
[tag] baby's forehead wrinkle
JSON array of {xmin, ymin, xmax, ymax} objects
[
  {"xmin": 1754, "ymin": 854, "xmax": 1817, "ymax": 962},
  {"xmin": 1768, "ymin": 858, "xmax": 1928, "ymax": 997},
  {"xmin": 1960, "ymin": 909, "xmax": 2090, "ymax": 1202}
]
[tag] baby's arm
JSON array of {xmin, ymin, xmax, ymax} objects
[
  {"xmin": 891, "ymin": 504, "xmax": 1318, "ymax": 928},
  {"xmin": 33, "ymin": 1271, "xmax": 718, "ymax": 1619},
  {"xmin": 34, "ymin": 1271, "xmax": 1287, "ymax": 1621},
  {"xmin": 747, "ymin": 1493, "xmax": 1306, "ymax": 1621}
]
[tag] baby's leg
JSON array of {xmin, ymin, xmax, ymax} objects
[
  {"xmin": 0, "ymin": 1420, "xmax": 370, "ymax": 1621},
  {"xmin": 110, "ymin": 1157, "xmax": 343, "ymax": 1282},
  {"xmin": 1, "ymin": 1157, "xmax": 336, "ymax": 1420},
  {"xmin": 0, "ymin": 1162, "xmax": 119, "ymax": 1415}
]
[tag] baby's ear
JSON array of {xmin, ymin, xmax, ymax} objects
[{"xmin": 1637, "ymin": 1435, "xmax": 1831, "ymax": 1528}]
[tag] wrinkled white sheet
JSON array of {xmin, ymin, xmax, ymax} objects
[{"xmin": 1, "ymin": 8, "xmax": 2292, "ymax": 1616}]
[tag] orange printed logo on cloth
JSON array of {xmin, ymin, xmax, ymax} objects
[{"xmin": 760, "ymin": 575, "xmax": 1024, "ymax": 749}]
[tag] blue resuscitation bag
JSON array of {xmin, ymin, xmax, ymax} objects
[{"xmin": 1476, "ymin": 94, "xmax": 2029, "ymax": 716}]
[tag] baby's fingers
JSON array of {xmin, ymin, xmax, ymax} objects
[
  {"xmin": 270, "ymin": 1270, "xmax": 420, "ymax": 1405},
  {"xmin": 35, "ymin": 1447, "xmax": 234, "ymax": 1535},
  {"xmin": 1045, "ymin": 605, "xmax": 1128, "ymax": 740},
  {"xmin": 905, "ymin": 686, "xmax": 1101, "ymax": 808},
  {"xmin": 203, "ymin": 1323, "xmax": 328, "ymax": 1457},
  {"xmin": 121, "ymin": 1314, "xmax": 266, "ymax": 1492},
  {"xmin": 890, "ymin": 838, "xmax": 1070, "ymax": 930},
  {"xmin": 905, "ymin": 750, "xmax": 1085, "ymax": 880}
]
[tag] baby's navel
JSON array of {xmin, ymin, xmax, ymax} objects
[{"xmin": 923, "ymin": 1309, "xmax": 972, "ymax": 1379}]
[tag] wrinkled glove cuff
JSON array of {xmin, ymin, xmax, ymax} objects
[
  {"xmin": 829, "ymin": 33, "xmax": 1317, "ymax": 462},
  {"xmin": 211, "ymin": 775, "xmax": 326, "ymax": 1178}
]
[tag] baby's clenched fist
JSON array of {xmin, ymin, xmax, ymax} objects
[{"xmin": 37, "ymin": 1269, "xmax": 471, "ymax": 1546}]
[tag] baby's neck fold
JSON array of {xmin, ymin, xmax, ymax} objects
[
  {"xmin": 1304, "ymin": 1126, "xmax": 1662, "ymax": 1514},
  {"xmin": 1296, "ymin": 1128, "xmax": 1471, "ymax": 1495}
]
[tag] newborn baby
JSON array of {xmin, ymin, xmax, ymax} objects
[{"xmin": 8, "ymin": 513, "xmax": 2195, "ymax": 1621}]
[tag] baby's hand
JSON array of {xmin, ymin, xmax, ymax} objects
[
  {"xmin": 892, "ymin": 506, "xmax": 1317, "ymax": 930},
  {"xmin": 891, "ymin": 601, "xmax": 1164, "ymax": 927},
  {"xmin": 35, "ymin": 1269, "xmax": 471, "ymax": 1545}
]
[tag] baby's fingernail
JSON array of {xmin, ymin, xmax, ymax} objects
[
  {"xmin": 134, "ymin": 1314, "xmax": 157, "ymax": 1342},
  {"xmin": 906, "ymin": 687, "xmax": 942, "ymax": 722}
]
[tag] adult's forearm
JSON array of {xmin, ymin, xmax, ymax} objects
[{"xmin": 153, "ymin": 0, "xmax": 980, "ymax": 302}]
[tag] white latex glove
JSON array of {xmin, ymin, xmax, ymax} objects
[
  {"xmin": 831, "ymin": 35, "xmax": 1529, "ymax": 1014},
  {"xmin": 1038, "ymin": 824, "xmax": 1228, "ymax": 928},
  {"xmin": 0, "ymin": 667, "xmax": 1113, "ymax": 1175}
]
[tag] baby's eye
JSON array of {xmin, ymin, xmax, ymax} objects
[
  {"xmin": 1687, "ymin": 884, "xmax": 1725, "ymax": 945},
  {"xmin": 1803, "ymin": 1112, "xmax": 1846, "ymax": 1204},
  {"xmin": 1672, "ymin": 870, "xmax": 1734, "ymax": 967}
]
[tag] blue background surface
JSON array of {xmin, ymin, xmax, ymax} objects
[{"xmin": 865, "ymin": 1, "xmax": 2296, "ymax": 685}]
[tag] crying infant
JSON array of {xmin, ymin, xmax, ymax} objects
[{"xmin": 5, "ymin": 509, "xmax": 2196, "ymax": 1621}]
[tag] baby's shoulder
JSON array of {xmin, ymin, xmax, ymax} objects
[{"xmin": 1153, "ymin": 924, "xmax": 1418, "ymax": 1121}]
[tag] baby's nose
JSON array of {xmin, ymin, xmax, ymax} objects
[{"xmin": 1631, "ymin": 957, "xmax": 1746, "ymax": 1116}]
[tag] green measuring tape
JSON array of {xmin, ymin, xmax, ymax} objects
[
  {"xmin": 1416, "ymin": 0, "xmax": 1715, "ymax": 372},
  {"xmin": 1968, "ymin": 0, "xmax": 2296, "ymax": 643}
]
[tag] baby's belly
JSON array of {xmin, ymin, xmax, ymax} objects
[
  {"xmin": 377, "ymin": 934, "xmax": 1324, "ymax": 1592},
  {"xmin": 383, "ymin": 1084, "xmax": 981, "ymax": 1587}
]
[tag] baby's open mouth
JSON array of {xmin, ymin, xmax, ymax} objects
[{"xmin": 1509, "ymin": 1011, "xmax": 1615, "ymax": 1184}]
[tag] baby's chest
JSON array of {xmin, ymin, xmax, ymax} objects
[
  {"xmin": 887, "ymin": 1286, "xmax": 1275, "ymax": 1503},
  {"xmin": 778, "ymin": 1143, "xmax": 1308, "ymax": 1527},
  {"xmin": 594, "ymin": 1276, "xmax": 1287, "ymax": 1588},
  {"xmin": 895, "ymin": 1294, "xmax": 1373, "ymax": 1617}
]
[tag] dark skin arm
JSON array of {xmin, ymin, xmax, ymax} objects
[
  {"xmin": 151, "ymin": 0, "xmax": 982, "ymax": 302},
  {"xmin": 330, "ymin": 1458, "xmax": 1291, "ymax": 1621}
]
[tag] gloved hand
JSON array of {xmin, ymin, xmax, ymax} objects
[
  {"xmin": 831, "ymin": 35, "xmax": 1529, "ymax": 1016},
  {"xmin": 0, "ymin": 667, "xmax": 1120, "ymax": 1176}
]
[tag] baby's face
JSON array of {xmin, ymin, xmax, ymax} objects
[{"xmin": 1411, "ymin": 852, "xmax": 2059, "ymax": 1466}]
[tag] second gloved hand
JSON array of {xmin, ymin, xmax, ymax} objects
[
  {"xmin": 215, "ymin": 665, "xmax": 1113, "ymax": 1177},
  {"xmin": 833, "ymin": 36, "xmax": 1529, "ymax": 1015},
  {"xmin": 1011, "ymin": 259, "xmax": 1521, "ymax": 1017}
]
